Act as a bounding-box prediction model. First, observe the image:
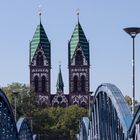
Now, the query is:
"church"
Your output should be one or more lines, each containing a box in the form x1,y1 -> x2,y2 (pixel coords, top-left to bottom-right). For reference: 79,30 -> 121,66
29,14 -> 91,108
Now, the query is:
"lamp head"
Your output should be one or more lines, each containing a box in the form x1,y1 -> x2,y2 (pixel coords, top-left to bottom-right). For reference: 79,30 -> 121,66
123,27 -> 140,38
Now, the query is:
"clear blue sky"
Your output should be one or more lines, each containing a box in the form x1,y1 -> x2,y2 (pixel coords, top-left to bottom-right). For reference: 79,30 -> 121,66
0,0 -> 140,101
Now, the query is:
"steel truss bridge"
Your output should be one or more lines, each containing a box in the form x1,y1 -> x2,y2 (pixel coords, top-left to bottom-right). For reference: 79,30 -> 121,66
0,84 -> 140,140
0,89 -> 38,140
77,83 -> 140,140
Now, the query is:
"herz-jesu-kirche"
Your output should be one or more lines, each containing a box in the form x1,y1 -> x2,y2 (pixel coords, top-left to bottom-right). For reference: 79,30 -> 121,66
29,13 -> 91,107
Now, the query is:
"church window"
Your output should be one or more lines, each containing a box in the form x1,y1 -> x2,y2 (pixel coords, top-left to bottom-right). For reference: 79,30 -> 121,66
36,52 -> 44,66
34,76 -> 38,92
75,50 -> 83,65
81,75 -> 85,92
42,76 -> 46,92
73,75 -> 78,92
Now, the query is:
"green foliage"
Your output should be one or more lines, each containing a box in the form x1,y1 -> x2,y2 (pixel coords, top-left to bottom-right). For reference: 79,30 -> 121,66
2,83 -> 87,140
60,105 -> 87,139
32,106 -> 87,140
125,95 -> 132,105
2,82 -> 36,118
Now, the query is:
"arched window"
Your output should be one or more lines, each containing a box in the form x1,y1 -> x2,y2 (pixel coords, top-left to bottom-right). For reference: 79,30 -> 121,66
73,76 -> 78,92
75,50 -> 83,65
36,52 -> 44,66
73,102 -> 78,105
34,76 -> 38,92
81,75 -> 85,92
42,76 -> 46,92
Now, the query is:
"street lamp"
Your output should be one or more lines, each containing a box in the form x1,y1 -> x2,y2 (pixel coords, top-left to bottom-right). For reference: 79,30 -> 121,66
88,91 -> 93,140
88,91 -> 93,117
123,27 -> 140,115
12,90 -> 19,122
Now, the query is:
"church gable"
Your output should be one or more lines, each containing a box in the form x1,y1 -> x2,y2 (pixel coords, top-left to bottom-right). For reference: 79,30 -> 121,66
71,95 -> 88,108
31,45 -> 49,67
70,46 -> 88,66
52,93 -> 69,107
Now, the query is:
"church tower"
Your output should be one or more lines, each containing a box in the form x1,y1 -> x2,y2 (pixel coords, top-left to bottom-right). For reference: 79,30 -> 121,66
29,15 -> 51,106
51,65 -> 69,107
56,65 -> 64,93
68,16 -> 90,107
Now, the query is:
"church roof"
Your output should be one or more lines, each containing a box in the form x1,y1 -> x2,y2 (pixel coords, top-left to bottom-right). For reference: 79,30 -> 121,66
69,21 -> 89,64
30,21 -> 51,64
56,65 -> 64,92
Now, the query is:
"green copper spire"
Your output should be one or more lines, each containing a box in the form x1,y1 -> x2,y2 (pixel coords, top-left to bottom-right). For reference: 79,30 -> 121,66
69,20 -> 89,64
56,65 -> 64,92
30,20 -> 51,64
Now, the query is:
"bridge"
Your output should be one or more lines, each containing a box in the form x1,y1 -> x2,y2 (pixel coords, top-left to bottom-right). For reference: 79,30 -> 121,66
0,84 -> 140,140
77,83 -> 140,140
0,89 -> 37,140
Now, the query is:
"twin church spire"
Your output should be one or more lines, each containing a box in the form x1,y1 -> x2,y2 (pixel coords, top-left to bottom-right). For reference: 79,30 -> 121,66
30,12 -> 90,107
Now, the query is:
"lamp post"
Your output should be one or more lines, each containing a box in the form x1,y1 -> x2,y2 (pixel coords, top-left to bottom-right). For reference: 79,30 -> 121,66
12,90 -> 19,122
123,27 -> 140,115
88,91 -> 93,117
88,91 -> 93,140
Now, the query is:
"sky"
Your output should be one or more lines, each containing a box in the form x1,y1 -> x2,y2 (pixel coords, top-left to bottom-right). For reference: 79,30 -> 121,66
0,0 -> 140,101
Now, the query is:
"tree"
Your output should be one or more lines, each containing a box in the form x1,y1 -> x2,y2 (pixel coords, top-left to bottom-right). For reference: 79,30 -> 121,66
125,95 -> 132,105
2,82 -> 36,119
60,105 -> 87,139
2,83 -> 87,140
33,105 -> 87,140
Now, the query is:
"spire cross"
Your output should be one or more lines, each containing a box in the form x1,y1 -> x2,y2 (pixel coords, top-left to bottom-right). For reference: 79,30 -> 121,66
59,61 -> 61,68
38,5 -> 42,22
76,9 -> 80,22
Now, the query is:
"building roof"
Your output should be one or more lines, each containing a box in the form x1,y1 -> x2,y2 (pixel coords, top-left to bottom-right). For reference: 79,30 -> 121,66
56,65 -> 64,92
30,21 -> 51,64
69,21 -> 89,64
